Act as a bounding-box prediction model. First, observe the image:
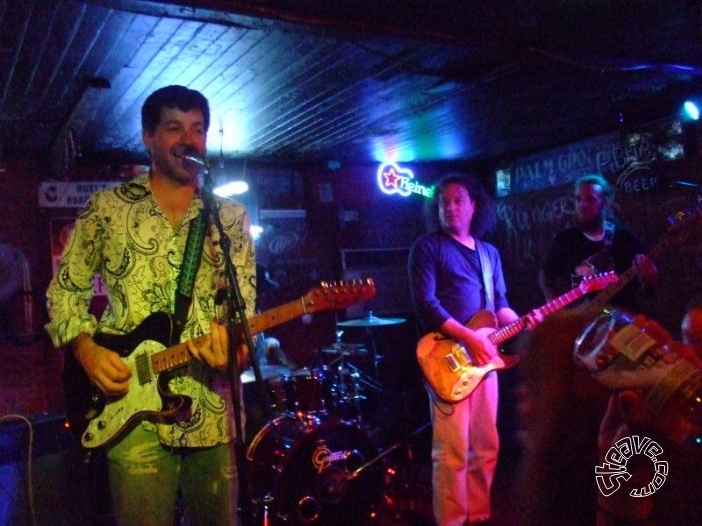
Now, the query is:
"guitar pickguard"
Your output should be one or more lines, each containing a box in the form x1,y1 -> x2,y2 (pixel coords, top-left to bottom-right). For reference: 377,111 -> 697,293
80,339 -> 190,448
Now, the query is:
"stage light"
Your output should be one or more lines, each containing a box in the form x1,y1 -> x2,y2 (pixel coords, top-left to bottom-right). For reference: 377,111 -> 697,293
683,100 -> 700,121
250,225 -> 263,240
213,180 -> 249,196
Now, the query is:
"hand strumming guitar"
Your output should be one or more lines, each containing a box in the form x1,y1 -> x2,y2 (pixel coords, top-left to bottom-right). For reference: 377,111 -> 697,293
72,332 -> 132,396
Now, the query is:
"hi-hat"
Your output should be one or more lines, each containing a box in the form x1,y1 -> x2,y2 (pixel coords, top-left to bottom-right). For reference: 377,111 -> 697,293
337,311 -> 406,327
322,343 -> 368,356
240,365 -> 292,383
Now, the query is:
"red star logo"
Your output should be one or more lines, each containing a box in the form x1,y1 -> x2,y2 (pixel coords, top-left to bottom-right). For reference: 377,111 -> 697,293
383,168 -> 401,188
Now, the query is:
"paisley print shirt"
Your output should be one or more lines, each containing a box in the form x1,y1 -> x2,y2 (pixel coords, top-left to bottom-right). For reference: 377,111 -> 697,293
46,174 -> 256,447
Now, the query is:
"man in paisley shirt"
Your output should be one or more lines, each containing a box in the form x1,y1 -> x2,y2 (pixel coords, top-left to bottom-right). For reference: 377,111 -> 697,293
539,174 -> 657,314
46,85 -> 256,525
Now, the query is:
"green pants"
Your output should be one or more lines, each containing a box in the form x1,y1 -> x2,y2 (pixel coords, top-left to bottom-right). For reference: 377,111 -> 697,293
107,424 -> 239,526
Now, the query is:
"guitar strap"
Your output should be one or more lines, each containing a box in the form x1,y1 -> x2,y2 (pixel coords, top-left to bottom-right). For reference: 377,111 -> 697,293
173,207 -> 208,338
476,240 -> 495,312
603,220 -> 615,248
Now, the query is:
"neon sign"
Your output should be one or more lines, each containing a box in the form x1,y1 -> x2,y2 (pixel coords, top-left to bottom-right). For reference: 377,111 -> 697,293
377,162 -> 433,198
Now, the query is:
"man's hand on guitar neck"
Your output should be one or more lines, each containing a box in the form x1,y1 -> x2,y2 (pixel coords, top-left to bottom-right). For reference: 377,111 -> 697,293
186,318 -> 248,372
633,253 -> 658,288
72,333 -> 132,396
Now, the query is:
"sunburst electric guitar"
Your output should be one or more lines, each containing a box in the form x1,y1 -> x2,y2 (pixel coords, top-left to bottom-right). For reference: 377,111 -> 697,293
417,272 -> 618,403
63,280 -> 376,449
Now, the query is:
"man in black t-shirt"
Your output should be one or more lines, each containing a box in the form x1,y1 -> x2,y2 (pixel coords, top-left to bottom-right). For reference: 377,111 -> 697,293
539,174 -> 657,314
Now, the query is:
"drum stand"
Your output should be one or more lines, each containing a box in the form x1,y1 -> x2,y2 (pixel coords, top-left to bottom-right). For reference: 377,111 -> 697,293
327,349 -> 384,425
342,421 -> 432,524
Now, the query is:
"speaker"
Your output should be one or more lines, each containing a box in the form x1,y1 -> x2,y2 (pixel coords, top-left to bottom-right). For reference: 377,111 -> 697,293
0,413 -> 108,525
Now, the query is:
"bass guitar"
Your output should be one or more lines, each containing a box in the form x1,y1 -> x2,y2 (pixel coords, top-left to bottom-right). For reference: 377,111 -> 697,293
64,280 -> 376,448
417,272 -> 617,403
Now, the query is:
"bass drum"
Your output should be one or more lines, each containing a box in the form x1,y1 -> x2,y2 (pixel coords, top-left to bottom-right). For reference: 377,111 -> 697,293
246,415 -> 385,525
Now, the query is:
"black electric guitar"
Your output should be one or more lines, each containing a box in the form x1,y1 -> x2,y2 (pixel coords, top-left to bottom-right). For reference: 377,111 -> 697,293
587,206 -> 702,312
63,280 -> 376,448
417,272 -> 618,403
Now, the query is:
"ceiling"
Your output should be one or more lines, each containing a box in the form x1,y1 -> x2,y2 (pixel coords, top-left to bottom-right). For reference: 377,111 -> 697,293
2,0 -> 702,177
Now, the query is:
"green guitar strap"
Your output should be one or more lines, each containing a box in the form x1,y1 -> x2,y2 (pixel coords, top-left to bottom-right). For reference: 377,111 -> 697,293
173,207 -> 208,338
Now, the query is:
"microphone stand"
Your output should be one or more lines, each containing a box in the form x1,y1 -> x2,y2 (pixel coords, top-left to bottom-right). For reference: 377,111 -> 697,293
198,161 -> 264,526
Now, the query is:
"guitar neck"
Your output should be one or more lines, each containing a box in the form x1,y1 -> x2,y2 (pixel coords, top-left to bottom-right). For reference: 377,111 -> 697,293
587,265 -> 637,311
149,296 -> 314,375
245,296 -> 310,335
488,285 -> 591,346
589,234 -> 669,311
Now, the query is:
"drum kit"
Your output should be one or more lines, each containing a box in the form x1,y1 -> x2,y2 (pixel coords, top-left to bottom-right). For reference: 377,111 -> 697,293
241,311 -> 416,525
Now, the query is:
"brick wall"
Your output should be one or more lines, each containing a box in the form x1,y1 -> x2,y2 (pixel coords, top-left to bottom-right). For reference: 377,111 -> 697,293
0,157 -> 64,418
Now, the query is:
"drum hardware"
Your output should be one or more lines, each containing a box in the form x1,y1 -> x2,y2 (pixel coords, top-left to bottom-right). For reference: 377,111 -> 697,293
326,354 -> 384,393
241,365 -> 293,383
346,421 -> 431,482
336,312 -> 405,377
320,342 -> 367,357
323,337 -> 384,424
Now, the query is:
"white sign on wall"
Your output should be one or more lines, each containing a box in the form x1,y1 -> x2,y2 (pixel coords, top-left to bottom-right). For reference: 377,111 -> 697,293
38,181 -> 120,208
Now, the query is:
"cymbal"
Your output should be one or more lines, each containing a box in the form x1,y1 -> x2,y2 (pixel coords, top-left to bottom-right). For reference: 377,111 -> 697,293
337,311 -> 406,327
240,365 -> 292,383
321,343 -> 368,356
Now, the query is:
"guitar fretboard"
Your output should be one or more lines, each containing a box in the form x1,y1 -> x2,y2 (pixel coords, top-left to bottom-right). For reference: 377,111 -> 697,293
487,272 -> 616,346
147,298 -> 311,376
489,286 -> 589,345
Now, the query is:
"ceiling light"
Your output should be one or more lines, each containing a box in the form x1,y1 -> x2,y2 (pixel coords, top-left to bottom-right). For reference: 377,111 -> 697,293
213,180 -> 249,196
683,100 -> 700,121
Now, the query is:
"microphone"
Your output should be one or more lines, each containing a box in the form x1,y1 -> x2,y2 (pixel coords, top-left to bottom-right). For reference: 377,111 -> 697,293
181,146 -> 208,168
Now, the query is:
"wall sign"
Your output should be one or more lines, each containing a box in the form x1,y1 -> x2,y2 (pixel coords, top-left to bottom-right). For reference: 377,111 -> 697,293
38,181 -> 120,208
377,162 -> 433,198
496,119 -> 683,195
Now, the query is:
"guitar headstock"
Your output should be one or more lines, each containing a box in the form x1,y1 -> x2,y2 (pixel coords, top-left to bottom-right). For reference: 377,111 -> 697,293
302,279 -> 377,313
579,271 -> 619,293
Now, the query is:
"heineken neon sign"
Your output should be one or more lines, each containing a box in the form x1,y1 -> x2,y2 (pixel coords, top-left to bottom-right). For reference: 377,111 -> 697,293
377,162 -> 433,198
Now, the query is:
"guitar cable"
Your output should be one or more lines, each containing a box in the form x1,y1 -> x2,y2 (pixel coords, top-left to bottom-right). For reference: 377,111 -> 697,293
0,414 -> 37,526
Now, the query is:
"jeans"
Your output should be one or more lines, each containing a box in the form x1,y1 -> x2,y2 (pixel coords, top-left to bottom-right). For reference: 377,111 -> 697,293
429,371 -> 499,526
107,424 -> 239,526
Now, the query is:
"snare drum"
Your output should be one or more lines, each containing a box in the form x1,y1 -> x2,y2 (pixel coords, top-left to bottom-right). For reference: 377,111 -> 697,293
246,415 -> 385,525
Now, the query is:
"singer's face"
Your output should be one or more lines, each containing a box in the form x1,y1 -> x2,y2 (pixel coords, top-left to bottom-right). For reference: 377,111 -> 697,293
142,106 -> 207,185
